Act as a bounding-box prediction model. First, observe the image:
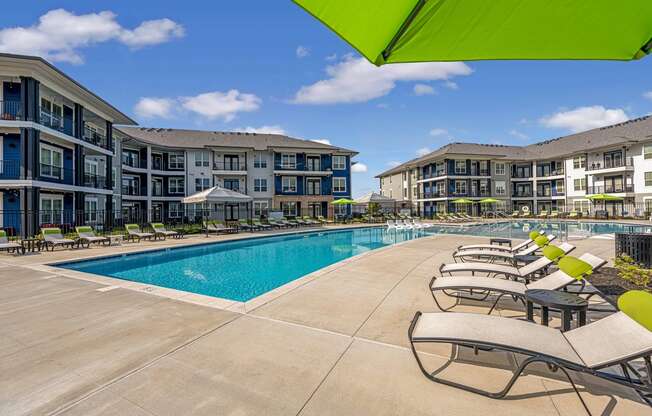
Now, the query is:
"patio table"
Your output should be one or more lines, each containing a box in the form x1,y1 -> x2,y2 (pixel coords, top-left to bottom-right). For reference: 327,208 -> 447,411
525,289 -> 588,332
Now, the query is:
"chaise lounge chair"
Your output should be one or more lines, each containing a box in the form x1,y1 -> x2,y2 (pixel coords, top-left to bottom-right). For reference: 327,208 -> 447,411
568,210 -> 579,219
41,227 -> 77,251
452,234 -> 556,264
537,209 -> 548,219
0,230 -> 24,255
203,220 -> 237,236
408,290 -> 652,413
125,224 -> 154,242
510,210 -> 519,218
431,253 -> 606,314
439,243 -> 575,283
75,226 -> 109,248
456,230 -> 544,253
252,219 -> 272,230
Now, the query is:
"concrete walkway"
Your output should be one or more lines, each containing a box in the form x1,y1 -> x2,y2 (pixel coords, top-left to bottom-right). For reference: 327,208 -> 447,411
0,232 -> 649,415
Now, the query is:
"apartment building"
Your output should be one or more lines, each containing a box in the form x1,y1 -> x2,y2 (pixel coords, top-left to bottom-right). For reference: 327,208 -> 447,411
377,116 -> 652,217
0,53 -> 357,237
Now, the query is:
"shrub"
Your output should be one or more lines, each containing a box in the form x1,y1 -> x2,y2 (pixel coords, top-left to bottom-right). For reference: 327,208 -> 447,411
614,255 -> 652,289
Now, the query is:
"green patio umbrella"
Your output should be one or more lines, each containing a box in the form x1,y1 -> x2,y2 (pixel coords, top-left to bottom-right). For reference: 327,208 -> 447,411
331,198 -> 355,205
480,198 -> 499,204
293,0 -> 652,64
451,198 -> 473,204
588,194 -> 624,201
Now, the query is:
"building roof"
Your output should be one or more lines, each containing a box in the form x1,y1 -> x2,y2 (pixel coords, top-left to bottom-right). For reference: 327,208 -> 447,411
0,53 -> 137,125
116,126 -> 358,154
376,115 -> 652,178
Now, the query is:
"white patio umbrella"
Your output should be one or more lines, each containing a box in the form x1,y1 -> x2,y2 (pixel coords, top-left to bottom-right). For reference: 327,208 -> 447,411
182,186 -> 253,204
353,192 -> 395,204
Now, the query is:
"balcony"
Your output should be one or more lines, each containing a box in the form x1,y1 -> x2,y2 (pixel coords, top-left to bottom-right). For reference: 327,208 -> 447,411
468,190 -> 491,197
0,160 -> 20,179
122,185 -> 142,196
513,190 -> 533,197
420,170 -> 446,181
0,101 -> 23,121
537,168 -> 565,178
83,125 -> 111,150
586,185 -> 634,194
213,161 -> 247,171
511,171 -> 532,179
586,157 -> 634,172
39,107 -> 64,132
469,169 -> 490,176
82,172 -> 107,189
420,189 -> 447,199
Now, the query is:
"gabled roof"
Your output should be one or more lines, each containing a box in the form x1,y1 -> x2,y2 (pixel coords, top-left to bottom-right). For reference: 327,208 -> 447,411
116,126 -> 358,155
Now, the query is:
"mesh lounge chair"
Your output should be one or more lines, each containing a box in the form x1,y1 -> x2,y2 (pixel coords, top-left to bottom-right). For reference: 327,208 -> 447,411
238,219 -> 256,231
431,253 -> 606,314
151,223 -> 179,240
510,210 -> 519,218
538,209 -> 548,218
456,230 -> 544,253
408,290 -> 652,413
252,219 -> 272,230
549,210 -> 559,219
439,243 -> 575,283
568,210 -> 579,219
75,226 -> 109,247
281,217 -> 299,227
0,230 -> 24,255
302,216 -> 320,225
125,224 -> 154,242
452,235 -> 555,263
41,228 -> 77,251
203,220 -> 237,236
317,215 -> 333,224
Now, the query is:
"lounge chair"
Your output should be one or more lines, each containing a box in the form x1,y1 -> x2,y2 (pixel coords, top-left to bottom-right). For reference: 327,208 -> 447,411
537,209 -> 548,218
439,243 -> 575,283
266,219 -> 284,229
302,216 -> 320,225
252,219 -> 272,230
452,234 -> 556,264
125,224 -> 154,242
0,230 -> 24,255
317,215 -> 333,224
510,210 -> 519,218
75,226 -> 109,247
203,220 -> 237,235
294,217 -> 309,226
456,230 -> 544,253
568,210 -> 579,219
412,219 -> 432,229
238,219 -> 256,231
549,210 -> 559,219
408,290 -> 652,412
41,227 -> 77,251
151,223 -> 180,240
281,217 -> 299,227
431,253 -> 606,313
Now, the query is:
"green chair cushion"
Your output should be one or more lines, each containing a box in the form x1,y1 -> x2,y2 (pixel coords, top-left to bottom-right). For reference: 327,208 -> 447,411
76,226 -> 93,233
557,256 -> 592,280
534,235 -> 549,248
528,230 -> 540,240
542,245 -> 565,262
151,223 -> 164,228
125,224 -> 139,230
42,228 -> 62,235
618,290 -> 652,331
0,230 -> 6,237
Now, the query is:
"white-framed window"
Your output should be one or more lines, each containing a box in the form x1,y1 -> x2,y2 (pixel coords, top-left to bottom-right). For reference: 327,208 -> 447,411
281,201 -> 297,217
645,172 -> 652,187
195,151 -> 209,167
281,153 -> 296,169
40,194 -> 63,224
574,178 -> 586,191
495,180 -> 506,195
282,176 -> 297,192
333,177 -> 346,193
84,197 -> 98,223
254,201 -> 269,217
254,178 -> 267,192
454,180 -> 467,194
169,152 -> 185,170
494,162 -> 506,176
454,160 -> 466,174
84,159 -> 98,176
169,202 -> 183,218
644,145 -> 652,160
168,177 -> 185,194
333,155 -> 346,170
40,144 -> 63,178
254,153 -> 267,168
334,204 -> 347,216
573,155 -> 586,169
574,199 -> 590,213
195,177 -> 210,192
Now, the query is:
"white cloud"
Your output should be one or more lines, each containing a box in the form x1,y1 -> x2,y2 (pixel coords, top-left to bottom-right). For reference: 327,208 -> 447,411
296,45 -> 310,58
239,125 -> 286,135
291,56 -> 472,104
351,163 -> 368,173
443,80 -> 458,90
539,105 -> 629,133
509,129 -> 529,140
134,97 -> 175,119
416,147 -> 432,157
413,83 -> 436,96
0,9 -> 184,64
311,139 -> 331,145
325,53 -> 337,61
644,91 -> 652,100
429,128 -> 448,137
180,90 -> 261,122
387,161 -> 401,167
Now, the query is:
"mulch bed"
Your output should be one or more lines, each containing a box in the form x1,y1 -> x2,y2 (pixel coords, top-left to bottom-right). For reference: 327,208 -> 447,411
586,266 -> 651,305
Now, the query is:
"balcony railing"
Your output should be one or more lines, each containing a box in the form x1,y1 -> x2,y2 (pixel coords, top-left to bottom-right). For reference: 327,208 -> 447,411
512,190 -> 533,197
0,160 -> 20,179
0,101 -> 23,121
421,170 -> 446,180
213,161 -> 246,171
586,157 -> 634,171
420,190 -> 447,198
82,172 -> 107,189
511,171 -> 532,179
469,190 -> 491,197
470,169 -> 490,176
586,185 -> 634,194
537,168 -> 565,177
39,107 -> 64,131
83,125 -> 111,150
122,185 -> 141,196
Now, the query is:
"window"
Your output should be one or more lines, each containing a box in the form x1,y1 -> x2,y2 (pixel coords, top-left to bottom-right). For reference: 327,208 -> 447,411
494,162 -> 506,176
223,179 -> 239,191
122,150 -> 139,168
195,178 -> 210,192
254,201 -> 269,217
254,178 -> 268,192
645,172 -> 652,187
333,155 -> 346,170
281,154 -> 296,169
435,162 -> 446,176
254,153 -> 267,168
644,145 -> 652,160
495,180 -> 506,196
333,177 -> 346,193
334,203 -> 348,216
574,200 -> 590,213
169,152 -> 185,170
84,198 -> 98,223
573,155 -> 586,169
168,177 -> 185,194
282,176 -> 297,192
112,167 -> 117,189
281,201 -> 297,217
40,144 -> 63,178
556,181 -> 565,194
195,151 -> 209,167
169,202 -> 183,218
40,195 -> 63,224
84,159 -> 98,178
454,160 -> 466,174
574,178 -> 586,191
454,180 -> 467,194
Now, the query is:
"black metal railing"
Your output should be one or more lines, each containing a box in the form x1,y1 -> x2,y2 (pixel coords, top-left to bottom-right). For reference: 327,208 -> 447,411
586,157 -> 634,171
213,161 -> 246,171
82,172 -> 107,189
537,168 -> 565,177
420,190 -> 447,198
512,190 -> 533,197
0,100 -> 23,120
586,185 -> 634,194
0,160 -> 20,178
121,185 -> 141,196
83,124 -> 111,150
39,107 -> 64,131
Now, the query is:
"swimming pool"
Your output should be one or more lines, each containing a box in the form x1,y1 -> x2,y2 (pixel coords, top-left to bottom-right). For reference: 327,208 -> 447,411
58,227 -> 431,302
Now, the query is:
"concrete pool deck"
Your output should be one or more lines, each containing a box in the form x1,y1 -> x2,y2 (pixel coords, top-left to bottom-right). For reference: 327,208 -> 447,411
0,229 -> 650,415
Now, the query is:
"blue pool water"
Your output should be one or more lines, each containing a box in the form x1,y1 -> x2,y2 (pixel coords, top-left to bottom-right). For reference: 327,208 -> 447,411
58,221 -> 651,301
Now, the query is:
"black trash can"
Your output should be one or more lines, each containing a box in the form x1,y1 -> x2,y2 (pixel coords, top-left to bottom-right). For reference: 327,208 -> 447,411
615,233 -> 652,268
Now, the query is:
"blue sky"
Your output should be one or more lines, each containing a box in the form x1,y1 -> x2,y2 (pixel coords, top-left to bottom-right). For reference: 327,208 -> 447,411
3,1 -> 652,196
